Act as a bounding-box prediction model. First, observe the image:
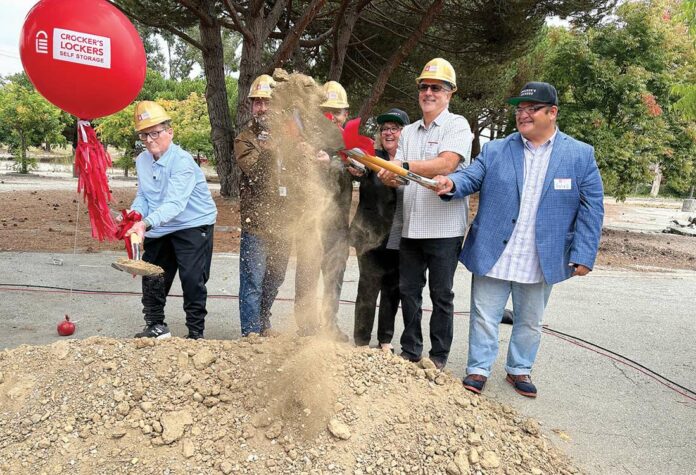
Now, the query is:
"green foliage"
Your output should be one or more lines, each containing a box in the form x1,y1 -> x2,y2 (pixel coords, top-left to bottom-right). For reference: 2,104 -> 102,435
540,0 -> 696,199
159,93 -> 214,163
95,104 -> 140,176
96,91 -> 214,169
96,68 -> 238,169
0,78 -> 66,174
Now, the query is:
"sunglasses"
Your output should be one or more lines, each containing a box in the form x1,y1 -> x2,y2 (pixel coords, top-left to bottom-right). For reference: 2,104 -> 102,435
417,83 -> 450,93
515,104 -> 550,115
138,129 -> 169,141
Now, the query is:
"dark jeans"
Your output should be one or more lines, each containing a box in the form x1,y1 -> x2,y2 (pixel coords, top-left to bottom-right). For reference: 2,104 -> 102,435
239,231 -> 290,336
142,225 -> 214,335
354,247 -> 399,346
399,236 -> 463,363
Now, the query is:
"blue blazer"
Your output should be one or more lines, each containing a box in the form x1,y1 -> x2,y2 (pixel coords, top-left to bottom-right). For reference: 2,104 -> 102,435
446,131 -> 604,285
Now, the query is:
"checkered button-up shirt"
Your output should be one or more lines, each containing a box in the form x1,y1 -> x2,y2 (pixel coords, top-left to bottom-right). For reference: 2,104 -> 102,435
396,109 -> 472,239
486,130 -> 557,283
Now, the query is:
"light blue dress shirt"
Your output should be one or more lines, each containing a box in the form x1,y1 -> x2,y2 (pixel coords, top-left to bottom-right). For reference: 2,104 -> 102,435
131,143 -> 217,238
486,130 -> 557,283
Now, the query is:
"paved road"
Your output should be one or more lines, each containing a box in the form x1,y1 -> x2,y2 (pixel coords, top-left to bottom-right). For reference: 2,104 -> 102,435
0,251 -> 693,474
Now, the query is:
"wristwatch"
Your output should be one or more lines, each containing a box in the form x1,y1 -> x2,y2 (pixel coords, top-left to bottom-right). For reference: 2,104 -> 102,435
144,220 -> 152,232
402,161 -> 409,171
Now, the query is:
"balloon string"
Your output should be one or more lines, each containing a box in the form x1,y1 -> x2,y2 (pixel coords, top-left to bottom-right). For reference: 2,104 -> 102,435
77,120 -> 89,143
68,193 -> 80,316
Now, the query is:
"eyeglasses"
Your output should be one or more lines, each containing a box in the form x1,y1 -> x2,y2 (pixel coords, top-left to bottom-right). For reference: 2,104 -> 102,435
138,129 -> 169,141
417,83 -> 449,93
380,126 -> 401,134
515,105 -> 549,115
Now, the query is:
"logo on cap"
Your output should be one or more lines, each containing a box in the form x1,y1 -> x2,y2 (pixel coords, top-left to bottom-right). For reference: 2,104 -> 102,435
138,111 -> 151,120
520,88 -> 536,97
425,65 -> 438,72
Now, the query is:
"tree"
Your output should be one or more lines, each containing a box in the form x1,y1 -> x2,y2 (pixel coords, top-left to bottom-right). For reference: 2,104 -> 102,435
0,79 -> 66,174
113,0 -> 615,195
541,0 -> 696,199
96,72 -> 219,175
160,92 -> 214,163
95,104 -> 139,176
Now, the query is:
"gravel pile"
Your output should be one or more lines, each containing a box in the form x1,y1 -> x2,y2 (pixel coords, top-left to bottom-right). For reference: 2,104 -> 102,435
0,335 -> 582,474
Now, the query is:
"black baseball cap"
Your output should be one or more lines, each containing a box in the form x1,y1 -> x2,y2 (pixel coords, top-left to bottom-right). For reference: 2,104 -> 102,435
376,108 -> 410,126
507,82 -> 558,106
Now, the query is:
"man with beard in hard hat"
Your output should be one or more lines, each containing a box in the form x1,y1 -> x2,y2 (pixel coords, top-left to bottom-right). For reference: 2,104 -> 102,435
127,101 -> 217,340
234,74 -> 291,337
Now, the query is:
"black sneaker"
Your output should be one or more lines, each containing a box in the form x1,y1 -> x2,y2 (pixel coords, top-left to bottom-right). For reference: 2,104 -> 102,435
186,331 -> 204,340
134,323 -> 171,339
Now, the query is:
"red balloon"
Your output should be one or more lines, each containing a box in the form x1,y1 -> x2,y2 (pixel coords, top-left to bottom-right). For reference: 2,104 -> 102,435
19,0 -> 146,119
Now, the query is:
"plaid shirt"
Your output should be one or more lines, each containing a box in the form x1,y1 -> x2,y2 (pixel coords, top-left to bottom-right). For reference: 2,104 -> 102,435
395,109 -> 472,238
486,130 -> 557,283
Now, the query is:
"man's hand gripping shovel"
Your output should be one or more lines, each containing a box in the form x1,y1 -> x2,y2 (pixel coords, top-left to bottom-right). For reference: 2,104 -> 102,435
111,210 -> 163,277
340,118 -> 438,188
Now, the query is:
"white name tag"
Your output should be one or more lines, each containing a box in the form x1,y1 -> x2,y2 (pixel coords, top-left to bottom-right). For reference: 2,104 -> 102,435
554,178 -> 572,190
278,186 -> 287,197
425,141 -> 439,158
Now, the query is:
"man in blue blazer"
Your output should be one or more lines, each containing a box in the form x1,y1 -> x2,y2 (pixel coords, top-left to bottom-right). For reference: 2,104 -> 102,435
432,82 -> 604,397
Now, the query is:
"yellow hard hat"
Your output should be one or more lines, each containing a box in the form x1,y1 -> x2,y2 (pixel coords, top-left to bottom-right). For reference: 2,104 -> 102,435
134,101 -> 171,132
416,58 -> 457,92
248,74 -> 275,99
321,81 -> 350,109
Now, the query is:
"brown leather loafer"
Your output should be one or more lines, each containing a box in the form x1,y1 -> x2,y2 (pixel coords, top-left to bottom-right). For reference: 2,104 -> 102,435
506,373 -> 537,398
462,374 -> 487,394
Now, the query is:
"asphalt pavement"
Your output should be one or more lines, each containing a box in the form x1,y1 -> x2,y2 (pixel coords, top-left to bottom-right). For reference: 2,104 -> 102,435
0,250 -> 694,475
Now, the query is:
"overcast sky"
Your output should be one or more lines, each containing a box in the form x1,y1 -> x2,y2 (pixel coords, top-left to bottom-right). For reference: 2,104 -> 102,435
0,0 -> 38,76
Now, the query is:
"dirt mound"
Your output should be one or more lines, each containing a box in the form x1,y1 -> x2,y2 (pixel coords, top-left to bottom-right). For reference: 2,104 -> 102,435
597,228 -> 696,269
0,336 -> 581,474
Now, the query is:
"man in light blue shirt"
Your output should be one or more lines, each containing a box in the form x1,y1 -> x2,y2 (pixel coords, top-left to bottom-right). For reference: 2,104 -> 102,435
126,101 -> 217,340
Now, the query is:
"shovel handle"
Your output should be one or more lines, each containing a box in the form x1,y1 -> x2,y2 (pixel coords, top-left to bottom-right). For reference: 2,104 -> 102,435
345,149 -> 437,188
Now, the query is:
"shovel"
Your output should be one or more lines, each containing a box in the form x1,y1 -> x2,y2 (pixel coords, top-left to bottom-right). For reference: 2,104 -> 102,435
340,118 -> 437,188
344,148 -> 438,188
111,233 -> 164,277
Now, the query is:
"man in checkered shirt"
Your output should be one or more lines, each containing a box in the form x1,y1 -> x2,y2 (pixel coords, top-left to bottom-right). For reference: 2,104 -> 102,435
378,58 -> 472,370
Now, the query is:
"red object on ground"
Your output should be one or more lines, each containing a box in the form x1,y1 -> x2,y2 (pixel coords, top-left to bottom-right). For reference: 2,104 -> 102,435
114,209 -> 143,259
57,315 -> 76,336
19,0 -> 146,241
19,0 -> 146,119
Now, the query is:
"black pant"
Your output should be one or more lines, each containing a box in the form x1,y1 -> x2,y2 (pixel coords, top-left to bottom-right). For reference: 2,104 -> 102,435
354,247 -> 400,346
399,236 -> 463,363
142,225 -> 214,335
